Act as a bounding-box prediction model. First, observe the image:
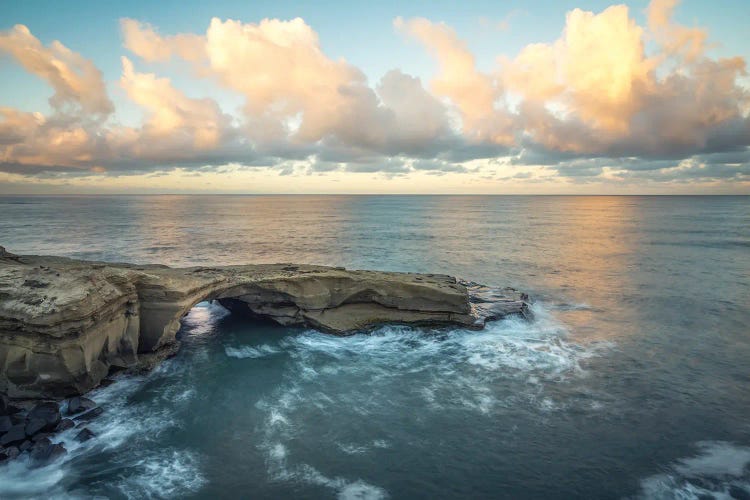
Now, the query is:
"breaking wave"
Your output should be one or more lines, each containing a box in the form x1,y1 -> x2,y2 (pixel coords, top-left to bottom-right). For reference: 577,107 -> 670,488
633,441 -> 750,499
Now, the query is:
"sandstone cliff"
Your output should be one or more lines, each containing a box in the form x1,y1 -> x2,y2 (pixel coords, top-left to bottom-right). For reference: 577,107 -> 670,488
0,246 -> 528,398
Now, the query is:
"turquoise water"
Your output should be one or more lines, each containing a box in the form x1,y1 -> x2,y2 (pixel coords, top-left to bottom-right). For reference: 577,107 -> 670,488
1,195 -> 749,499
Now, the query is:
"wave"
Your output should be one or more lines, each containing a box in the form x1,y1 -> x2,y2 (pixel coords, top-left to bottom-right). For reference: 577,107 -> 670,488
225,343 -> 283,359
0,367 -> 203,499
261,441 -> 388,500
252,303 -> 610,495
0,301 -> 609,498
115,449 -> 206,500
632,441 -> 750,499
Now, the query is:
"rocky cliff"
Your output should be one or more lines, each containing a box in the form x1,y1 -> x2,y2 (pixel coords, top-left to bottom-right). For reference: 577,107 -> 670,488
0,246 -> 529,399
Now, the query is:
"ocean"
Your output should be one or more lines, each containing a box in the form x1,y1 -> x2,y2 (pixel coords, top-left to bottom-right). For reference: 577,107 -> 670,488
0,195 -> 749,499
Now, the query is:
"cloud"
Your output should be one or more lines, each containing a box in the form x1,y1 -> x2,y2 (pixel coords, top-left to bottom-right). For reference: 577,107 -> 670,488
121,18 -> 204,63
117,56 -> 237,153
0,1 -> 748,190
502,5 -> 654,134
121,17 -> 456,158
0,105 -> 117,173
0,24 -> 113,117
394,16 -> 513,144
647,0 -> 707,62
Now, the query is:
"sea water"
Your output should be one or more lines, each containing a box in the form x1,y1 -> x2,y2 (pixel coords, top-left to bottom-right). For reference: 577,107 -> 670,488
0,195 -> 748,499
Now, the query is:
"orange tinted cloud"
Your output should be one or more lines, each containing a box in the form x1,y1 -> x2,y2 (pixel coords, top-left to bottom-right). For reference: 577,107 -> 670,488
0,1 -> 747,188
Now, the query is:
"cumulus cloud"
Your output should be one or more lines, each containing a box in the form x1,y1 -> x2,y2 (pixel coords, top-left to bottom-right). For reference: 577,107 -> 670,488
120,18 -> 204,63
117,56 -> 236,153
0,1 -> 748,188
0,24 -> 113,117
502,5 -> 654,134
120,16 -> 458,159
394,16 -> 514,144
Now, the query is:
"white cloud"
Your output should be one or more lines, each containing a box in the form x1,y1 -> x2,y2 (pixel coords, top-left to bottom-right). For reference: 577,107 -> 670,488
0,1 -> 748,190
0,24 -> 113,116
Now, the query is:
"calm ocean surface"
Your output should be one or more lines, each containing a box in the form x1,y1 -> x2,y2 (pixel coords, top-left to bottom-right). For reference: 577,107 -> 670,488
0,195 -> 749,499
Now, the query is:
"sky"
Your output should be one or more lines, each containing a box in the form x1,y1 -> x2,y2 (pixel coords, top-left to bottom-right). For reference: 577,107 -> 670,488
0,0 -> 749,194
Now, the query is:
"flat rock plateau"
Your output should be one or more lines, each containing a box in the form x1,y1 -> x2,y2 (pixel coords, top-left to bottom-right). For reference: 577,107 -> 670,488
0,246 -> 529,399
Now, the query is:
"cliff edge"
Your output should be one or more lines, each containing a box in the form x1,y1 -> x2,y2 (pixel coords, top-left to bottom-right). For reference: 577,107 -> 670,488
0,246 -> 529,398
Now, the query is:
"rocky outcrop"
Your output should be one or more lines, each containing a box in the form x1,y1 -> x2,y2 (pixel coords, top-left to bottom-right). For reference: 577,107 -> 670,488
0,246 -> 529,399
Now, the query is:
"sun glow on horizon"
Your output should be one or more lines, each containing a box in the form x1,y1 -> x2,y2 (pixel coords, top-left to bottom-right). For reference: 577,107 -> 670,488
0,0 -> 748,194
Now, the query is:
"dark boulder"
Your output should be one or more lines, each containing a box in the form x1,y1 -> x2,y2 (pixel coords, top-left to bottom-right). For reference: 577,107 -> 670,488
55,419 -> 75,432
0,446 -> 20,461
30,442 -> 66,464
75,428 -> 96,442
25,418 -> 47,437
0,415 -> 12,433
0,424 -> 26,447
19,440 -> 33,452
31,437 -> 51,449
73,407 -> 103,423
66,397 -> 96,415
27,402 -> 61,431
32,432 -> 53,442
0,395 -> 22,416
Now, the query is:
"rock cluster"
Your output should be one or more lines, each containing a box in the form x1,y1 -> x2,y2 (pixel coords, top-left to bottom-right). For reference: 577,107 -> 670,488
0,246 -> 530,399
0,393 -> 101,465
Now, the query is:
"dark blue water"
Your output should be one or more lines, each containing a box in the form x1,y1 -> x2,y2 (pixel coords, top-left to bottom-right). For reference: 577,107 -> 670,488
0,195 -> 749,499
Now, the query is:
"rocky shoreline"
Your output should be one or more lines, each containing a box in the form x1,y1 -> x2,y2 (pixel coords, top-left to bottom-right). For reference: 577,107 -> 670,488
1,392 -> 104,465
1,246 -> 530,465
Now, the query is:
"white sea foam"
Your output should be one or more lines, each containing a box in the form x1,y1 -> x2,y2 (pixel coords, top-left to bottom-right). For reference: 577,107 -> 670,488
116,449 -> 206,500
0,354 -> 205,499
0,301 -> 604,498
261,439 -> 388,499
338,480 -> 389,500
251,303 -> 606,497
225,343 -> 282,359
633,441 -> 750,499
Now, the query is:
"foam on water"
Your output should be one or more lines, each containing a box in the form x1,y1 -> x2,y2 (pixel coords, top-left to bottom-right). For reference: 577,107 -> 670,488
251,303 -> 609,496
225,343 -> 283,359
116,449 -> 206,500
0,302 -> 607,498
633,441 -> 750,499
0,360 -> 204,499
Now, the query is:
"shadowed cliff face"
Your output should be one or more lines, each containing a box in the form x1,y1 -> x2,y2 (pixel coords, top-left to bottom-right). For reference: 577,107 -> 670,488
0,246 -> 529,399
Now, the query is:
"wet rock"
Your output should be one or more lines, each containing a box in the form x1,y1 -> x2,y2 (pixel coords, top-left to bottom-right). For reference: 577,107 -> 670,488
75,427 -> 95,442
0,424 -> 27,447
19,440 -> 33,452
730,486 -> 750,500
1,249 -> 528,398
0,415 -> 12,433
0,446 -> 20,461
24,418 -> 47,437
30,442 -> 66,464
55,418 -> 75,432
66,396 -> 96,415
27,402 -> 61,431
31,437 -> 51,449
0,395 -> 22,416
73,407 -> 103,423
32,432 -> 53,442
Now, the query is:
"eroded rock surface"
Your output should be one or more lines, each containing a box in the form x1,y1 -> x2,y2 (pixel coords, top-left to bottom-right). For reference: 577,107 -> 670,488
0,246 -> 529,398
